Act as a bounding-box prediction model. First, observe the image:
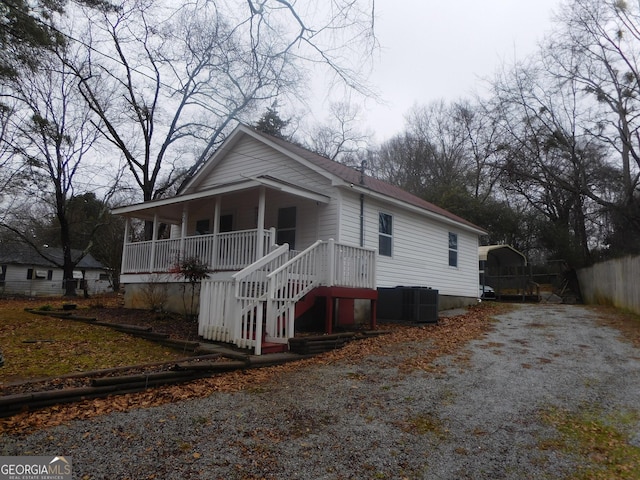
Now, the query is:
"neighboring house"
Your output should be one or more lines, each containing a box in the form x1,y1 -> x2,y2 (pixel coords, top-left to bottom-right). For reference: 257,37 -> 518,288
0,244 -> 111,297
112,124 -> 487,354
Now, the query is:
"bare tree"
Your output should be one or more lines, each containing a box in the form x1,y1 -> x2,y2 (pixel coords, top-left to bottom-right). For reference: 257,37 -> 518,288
454,100 -> 504,201
306,102 -> 372,166
483,0 -> 640,261
1,44 -> 109,295
549,0 -> 640,211
489,53 -> 615,265
64,0 -> 377,204
371,101 -> 477,205
0,102 -> 29,219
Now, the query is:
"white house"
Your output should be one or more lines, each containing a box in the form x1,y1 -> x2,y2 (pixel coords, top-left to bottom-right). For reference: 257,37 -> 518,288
112,125 -> 487,354
0,244 -> 111,297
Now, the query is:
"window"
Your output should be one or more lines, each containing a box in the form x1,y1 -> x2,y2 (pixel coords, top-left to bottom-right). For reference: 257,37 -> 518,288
47,270 -> 53,280
27,268 -> 33,279
195,219 -> 210,235
276,207 -> 296,249
63,279 -> 80,290
220,214 -> 233,233
448,232 -> 458,267
378,212 -> 393,257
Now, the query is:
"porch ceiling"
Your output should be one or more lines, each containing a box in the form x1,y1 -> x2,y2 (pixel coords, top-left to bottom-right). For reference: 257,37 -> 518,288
112,176 -> 330,223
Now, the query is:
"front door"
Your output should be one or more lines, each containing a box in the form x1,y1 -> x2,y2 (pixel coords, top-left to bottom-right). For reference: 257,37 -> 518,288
276,206 -> 296,249
220,213 -> 233,232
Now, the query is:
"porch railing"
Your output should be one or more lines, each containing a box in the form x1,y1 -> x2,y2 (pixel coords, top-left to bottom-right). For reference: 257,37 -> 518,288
121,228 -> 275,274
198,239 -> 377,355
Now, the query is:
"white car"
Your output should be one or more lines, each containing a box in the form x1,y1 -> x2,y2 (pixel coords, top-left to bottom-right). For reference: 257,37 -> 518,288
479,285 -> 495,299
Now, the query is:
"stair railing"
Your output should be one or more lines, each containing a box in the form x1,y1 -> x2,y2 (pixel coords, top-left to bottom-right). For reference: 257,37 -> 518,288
200,239 -> 376,355
266,240 -> 328,343
232,243 -> 291,355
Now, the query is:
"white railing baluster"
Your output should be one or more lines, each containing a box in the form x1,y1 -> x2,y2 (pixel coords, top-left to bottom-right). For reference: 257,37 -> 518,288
172,235 -> 377,356
263,239 -> 376,348
122,229 -> 276,274
225,244 -> 291,353
198,278 -> 235,342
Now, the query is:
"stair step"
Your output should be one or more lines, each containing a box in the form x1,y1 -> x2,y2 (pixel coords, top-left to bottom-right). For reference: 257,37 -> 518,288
261,342 -> 288,354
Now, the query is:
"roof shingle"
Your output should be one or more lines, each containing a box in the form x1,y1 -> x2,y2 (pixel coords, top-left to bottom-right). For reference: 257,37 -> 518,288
250,128 -> 485,233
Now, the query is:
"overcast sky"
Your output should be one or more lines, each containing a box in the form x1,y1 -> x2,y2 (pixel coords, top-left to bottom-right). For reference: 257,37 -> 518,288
355,0 -> 564,141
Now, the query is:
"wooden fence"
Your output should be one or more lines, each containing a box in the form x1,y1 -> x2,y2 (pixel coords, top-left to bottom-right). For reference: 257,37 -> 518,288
577,254 -> 640,315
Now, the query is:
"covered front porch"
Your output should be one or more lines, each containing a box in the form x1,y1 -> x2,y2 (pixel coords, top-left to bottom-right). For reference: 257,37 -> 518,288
113,179 -> 378,355
116,177 -> 331,278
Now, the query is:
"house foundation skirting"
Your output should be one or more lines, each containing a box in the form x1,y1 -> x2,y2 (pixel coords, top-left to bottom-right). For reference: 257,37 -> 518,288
438,295 -> 478,310
123,281 -> 202,315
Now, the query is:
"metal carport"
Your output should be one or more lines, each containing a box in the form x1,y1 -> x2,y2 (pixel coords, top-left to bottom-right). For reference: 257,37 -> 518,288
479,245 -> 539,301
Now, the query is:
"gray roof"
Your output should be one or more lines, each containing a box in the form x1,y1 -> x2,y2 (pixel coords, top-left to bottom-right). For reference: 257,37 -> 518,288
0,243 -> 105,269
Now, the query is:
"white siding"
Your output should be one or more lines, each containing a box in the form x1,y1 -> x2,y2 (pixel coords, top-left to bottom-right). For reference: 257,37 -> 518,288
195,137 -> 330,192
143,131 -> 481,299
181,188 -> 337,252
262,191 -> 320,250
188,190 -> 258,233
1,265 -> 110,296
1,265 -> 62,296
316,199 -> 340,242
183,136 -> 343,249
337,189 -> 363,245
84,270 -> 112,295
339,190 -> 479,297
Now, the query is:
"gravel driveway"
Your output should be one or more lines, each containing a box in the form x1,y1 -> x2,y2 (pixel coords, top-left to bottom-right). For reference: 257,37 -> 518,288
2,303 -> 640,479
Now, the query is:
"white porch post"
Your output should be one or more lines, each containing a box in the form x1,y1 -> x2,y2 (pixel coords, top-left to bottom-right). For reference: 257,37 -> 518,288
256,186 -> 266,258
149,213 -> 159,272
212,197 -> 221,270
327,238 -> 335,287
120,218 -> 130,275
179,206 -> 188,261
268,226 -> 277,248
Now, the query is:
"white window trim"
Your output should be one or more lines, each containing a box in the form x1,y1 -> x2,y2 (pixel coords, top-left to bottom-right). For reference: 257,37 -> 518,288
378,211 -> 393,257
448,232 -> 458,268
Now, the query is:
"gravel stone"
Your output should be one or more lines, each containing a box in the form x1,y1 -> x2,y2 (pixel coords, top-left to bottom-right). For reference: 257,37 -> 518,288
2,304 -> 639,479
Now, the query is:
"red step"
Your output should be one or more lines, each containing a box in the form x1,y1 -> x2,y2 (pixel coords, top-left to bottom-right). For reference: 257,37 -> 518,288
261,341 -> 288,354
295,290 -> 318,318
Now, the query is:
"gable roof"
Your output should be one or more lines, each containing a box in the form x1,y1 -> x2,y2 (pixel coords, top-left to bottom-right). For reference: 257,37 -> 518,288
251,129 -> 484,229
237,126 -> 486,234
0,243 -> 105,269
132,124 -> 486,234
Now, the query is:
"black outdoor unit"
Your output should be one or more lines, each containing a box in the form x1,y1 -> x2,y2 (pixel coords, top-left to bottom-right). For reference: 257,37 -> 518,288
377,286 -> 439,324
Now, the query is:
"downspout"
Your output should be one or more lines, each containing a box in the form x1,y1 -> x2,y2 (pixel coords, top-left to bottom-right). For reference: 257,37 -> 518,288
360,193 -> 364,248
359,160 -> 367,248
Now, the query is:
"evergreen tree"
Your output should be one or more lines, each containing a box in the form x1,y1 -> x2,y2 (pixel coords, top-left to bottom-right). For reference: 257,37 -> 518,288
254,106 -> 290,139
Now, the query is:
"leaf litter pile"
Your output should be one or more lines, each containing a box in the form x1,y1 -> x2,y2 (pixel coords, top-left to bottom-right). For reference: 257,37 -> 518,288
0,302 -> 507,435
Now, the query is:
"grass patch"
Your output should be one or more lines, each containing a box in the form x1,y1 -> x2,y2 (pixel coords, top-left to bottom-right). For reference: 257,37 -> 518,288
591,305 -> 640,349
403,412 -> 447,439
0,305 -> 185,384
542,406 -> 640,479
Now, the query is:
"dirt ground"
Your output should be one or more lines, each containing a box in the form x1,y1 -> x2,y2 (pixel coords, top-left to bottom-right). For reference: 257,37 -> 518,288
2,303 -> 639,479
